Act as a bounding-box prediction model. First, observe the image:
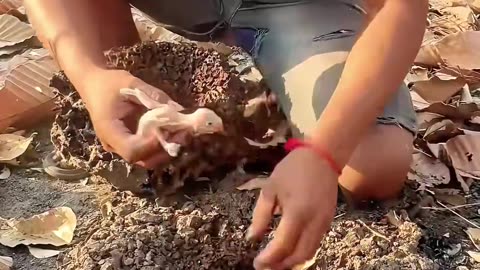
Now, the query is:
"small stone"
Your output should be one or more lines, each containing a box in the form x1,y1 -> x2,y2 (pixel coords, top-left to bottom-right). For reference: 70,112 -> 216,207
124,258 -> 134,266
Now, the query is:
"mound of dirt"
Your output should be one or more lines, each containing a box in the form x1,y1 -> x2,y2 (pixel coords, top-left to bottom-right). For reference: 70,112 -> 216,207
59,188 -> 268,270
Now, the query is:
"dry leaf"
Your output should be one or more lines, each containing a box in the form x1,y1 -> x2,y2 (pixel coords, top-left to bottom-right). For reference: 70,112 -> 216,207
27,246 -> 61,258
411,91 -> 431,111
408,153 -> 451,189
423,119 -> 462,143
416,31 -> 480,69
0,207 -> 77,247
420,102 -> 478,121
0,133 -> 33,161
466,227 -> 480,247
405,67 -> 429,86
0,256 -> 12,270
432,188 -> 467,205
416,112 -> 444,130
412,76 -> 465,103
0,14 -> 34,48
467,250 -> 480,262
0,165 -> 10,180
445,134 -> 480,179
236,178 -> 268,191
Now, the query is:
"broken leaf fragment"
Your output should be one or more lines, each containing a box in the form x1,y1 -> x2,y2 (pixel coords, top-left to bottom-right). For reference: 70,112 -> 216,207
0,14 -> 34,48
467,250 -> 480,262
292,248 -> 320,270
466,227 -> 480,248
0,207 -> 77,247
0,133 -> 33,162
408,153 -> 451,189
445,134 -> 480,179
0,165 -> 10,180
27,246 -> 61,258
0,256 -> 12,270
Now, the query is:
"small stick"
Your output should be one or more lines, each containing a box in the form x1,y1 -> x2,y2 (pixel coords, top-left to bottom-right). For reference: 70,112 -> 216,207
334,213 -> 346,219
421,202 -> 480,211
357,219 -> 389,241
436,201 -> 480,229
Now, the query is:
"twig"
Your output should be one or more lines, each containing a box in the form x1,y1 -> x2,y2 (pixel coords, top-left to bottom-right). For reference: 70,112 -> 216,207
421,202 -> 480,211
334,213 -> 346,219
357,219 -> 389,241
436,201 -> 480,229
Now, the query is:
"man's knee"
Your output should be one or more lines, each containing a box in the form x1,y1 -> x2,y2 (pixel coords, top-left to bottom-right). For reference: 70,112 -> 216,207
339,125 -> 414,201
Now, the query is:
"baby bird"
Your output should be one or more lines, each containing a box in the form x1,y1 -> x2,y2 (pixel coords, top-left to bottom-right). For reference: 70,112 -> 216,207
120,88 -> 224,157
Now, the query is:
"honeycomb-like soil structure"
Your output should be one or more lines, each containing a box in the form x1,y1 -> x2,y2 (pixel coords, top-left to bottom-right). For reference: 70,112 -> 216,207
50,41 -> 287,196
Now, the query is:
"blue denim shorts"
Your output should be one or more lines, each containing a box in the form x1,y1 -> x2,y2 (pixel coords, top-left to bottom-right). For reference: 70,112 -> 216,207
130,0 -> 417,137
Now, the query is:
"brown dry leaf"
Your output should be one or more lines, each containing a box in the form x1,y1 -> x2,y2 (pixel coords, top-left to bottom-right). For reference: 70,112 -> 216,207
0,133 -> 33,162
432,188 -> 467,205
445,134 -> 480,179
468,0 -> 480,12
411,91 -> 431,111
416,112 -> 444,130
0,256 -> 12,270
236,177 -> 268,191
466,227 -> 480,247
423,119 -> 463,143
408,152 -> 451,189
0,207 -> 77,247
405,67 -> 429,86
416,31 -> 480,69
27,246 -> 61,259
467,250 -> 480,262
420,102 -> 478,121
0,14 -> 34,48
412,76 -> 465,103
0,165 -> 10,179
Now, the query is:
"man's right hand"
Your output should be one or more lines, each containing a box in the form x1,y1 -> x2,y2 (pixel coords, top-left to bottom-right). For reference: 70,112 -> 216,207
80,68 -> 180,168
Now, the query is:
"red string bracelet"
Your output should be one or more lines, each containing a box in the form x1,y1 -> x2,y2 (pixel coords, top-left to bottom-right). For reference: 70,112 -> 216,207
284,138 -> 343,176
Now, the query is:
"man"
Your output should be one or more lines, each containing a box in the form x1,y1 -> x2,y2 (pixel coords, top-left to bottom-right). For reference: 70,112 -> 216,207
24,0 -> 427,269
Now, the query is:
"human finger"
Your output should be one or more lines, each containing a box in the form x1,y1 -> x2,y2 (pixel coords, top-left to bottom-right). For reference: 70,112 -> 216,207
253,210 -> 304,270
277,219 -> 326,269
100,119 -> 161,163
136,152 -> 171,169
247,187 -> 277,242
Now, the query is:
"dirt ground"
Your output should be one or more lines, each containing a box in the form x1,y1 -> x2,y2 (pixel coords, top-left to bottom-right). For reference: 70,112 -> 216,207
1,123 -> 480,270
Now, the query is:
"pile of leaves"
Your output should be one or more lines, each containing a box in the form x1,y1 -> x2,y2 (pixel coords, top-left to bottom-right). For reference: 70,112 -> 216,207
406,0 -> 480,263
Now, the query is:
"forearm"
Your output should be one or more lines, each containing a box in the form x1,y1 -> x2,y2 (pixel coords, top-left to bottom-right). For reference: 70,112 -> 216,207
24,0 -> 140,94
310,0 -> 427,167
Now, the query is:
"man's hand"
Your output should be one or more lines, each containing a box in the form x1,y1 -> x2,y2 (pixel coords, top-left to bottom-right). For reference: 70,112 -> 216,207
81,69 -> 181,168
248,148 -> 338,270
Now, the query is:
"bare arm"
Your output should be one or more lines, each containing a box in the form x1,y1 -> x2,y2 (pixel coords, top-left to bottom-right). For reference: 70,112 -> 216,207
311,0 -> 427,166
24,0 -> 140,96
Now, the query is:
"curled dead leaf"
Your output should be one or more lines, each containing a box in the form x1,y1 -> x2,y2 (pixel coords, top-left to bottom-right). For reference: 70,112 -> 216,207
0,256 -> 12,270
0,133 -> 33,162
236,177 -> 268,191
423,119 -> 462,143
27,246 -> 61,259
0,207 -> 77,247
416,112 -> 444,131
